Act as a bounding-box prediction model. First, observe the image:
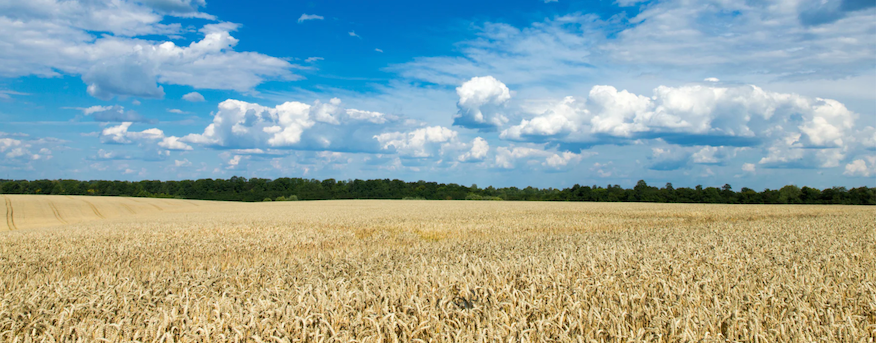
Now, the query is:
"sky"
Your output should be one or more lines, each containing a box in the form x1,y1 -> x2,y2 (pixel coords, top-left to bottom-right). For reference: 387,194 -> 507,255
0,0 -> 874,190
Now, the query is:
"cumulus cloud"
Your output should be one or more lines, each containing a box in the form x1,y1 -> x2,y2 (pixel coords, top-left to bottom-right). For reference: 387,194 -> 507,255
182,92 -> 205,102
690,146 -> 720,164
544,151 -> 582,168
454,76 -> 511,131
0,137 -> 53,162
742,163 -> 756,174
691,146 -> 744,165
183,100 -> 313,147
645,145 -> 745,171
500,95 -> 582,140
159,136 -> 193,150
183,98 -> 396,152
374,126 -> 458,158
100,122 -> 163,144
0,5 -> 296,100
99,122 -> 191,151
843,156 -> 876,177
458,137 -> 490,162
502,83 -> 867,169
493,145 -> 583,170
297,14 -> 324,23
757,133 -> 847,169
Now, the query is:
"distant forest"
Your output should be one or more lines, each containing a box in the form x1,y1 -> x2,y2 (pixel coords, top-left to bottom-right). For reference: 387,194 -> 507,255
0,178 -> 873,205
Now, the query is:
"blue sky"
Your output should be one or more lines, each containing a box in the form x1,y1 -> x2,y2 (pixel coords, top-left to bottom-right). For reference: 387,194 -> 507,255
1,0 -> 874,190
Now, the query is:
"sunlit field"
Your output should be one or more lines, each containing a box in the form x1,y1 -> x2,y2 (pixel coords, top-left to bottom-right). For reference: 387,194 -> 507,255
1,195 -> 874,342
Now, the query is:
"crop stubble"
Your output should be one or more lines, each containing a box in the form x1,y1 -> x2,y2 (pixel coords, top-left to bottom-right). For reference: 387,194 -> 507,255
0,195 -> 873,342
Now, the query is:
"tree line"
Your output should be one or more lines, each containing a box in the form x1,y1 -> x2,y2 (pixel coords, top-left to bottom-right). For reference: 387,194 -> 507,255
0,178 -> 873,205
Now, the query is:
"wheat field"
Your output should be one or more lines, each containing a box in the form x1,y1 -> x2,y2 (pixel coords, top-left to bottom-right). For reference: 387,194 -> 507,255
0,195 -> 874,342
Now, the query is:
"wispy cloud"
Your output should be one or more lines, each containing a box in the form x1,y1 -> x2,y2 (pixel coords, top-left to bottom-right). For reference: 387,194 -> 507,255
297,14 -> 324,24
0,90 -> 29,100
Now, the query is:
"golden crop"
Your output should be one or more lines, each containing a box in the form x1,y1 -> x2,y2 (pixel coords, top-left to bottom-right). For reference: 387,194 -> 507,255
1,195 -> 874,342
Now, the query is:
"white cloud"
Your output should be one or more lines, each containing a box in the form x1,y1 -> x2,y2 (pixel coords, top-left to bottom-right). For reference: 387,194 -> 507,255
704,77 -> 720,82
167,108 -> 189,114
183,99 -> 313,147
159,136 -> 193,150
544,151 -> 582,168
305,57 -> 324,63
843,156 -> 876,177
590,162 -> 614,178
183,98 -> 395,151
100,122 -> 164,144
500,95 -> 582,140
494,146 -> 542,169
182,92 -> 205,102
311,98 -> 343,125
602,0 -> 875,80
174,158 -> 192,167
0,6 -> 296,100
92,148 -> 132,160
349,31 -> 360,38
492,145 -> 582,170
374,126 -> 458,158
346,109 -> 392,124
742,163 -> 756,173
136,0 -> 211,18
690,146 -> 720,164
502,83 -> 867,169
458,137 -> 490,162
390,0 -> 874,108
98,122 -> 190,151
131,99 -> 141,105
0,137 -> 52,162
375,48 -> 383,53
389,15 -> 605,86
615,0 -> 646,6
82,105 -> 151,122
454,76 -> 511,131
222,153 -> 248,169
0,90 -> 28,101
297,14 -> 324,24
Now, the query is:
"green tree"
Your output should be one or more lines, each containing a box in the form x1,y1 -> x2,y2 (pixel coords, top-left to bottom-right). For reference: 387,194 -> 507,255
778,185 -> 802,204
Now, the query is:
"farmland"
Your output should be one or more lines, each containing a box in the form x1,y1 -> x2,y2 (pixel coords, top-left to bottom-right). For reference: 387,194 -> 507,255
1,195 -> 874,341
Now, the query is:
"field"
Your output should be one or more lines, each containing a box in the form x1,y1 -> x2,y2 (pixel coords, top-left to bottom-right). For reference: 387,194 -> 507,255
1,195 -> 874,342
